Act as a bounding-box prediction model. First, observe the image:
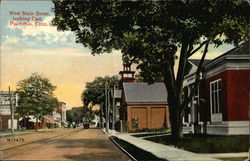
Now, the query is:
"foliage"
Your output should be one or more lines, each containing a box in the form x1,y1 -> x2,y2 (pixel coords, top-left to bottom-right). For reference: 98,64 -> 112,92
16,73 -> 58,131
129,127 -> 168,133
146,134 -> 249,153
52,0 -> 250,138
82,106 -> 95,125
66,110 -> 75,123
81,76 -> 119,107
66,106 -> 95,125
68,107 -> 84,124
16,73 -> 57,118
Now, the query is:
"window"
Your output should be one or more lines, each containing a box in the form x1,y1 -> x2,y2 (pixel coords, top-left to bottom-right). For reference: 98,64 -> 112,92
210,79 -> 222,114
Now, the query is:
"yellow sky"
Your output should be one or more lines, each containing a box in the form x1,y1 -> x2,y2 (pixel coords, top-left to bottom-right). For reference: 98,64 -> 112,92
0,47 -> 123,109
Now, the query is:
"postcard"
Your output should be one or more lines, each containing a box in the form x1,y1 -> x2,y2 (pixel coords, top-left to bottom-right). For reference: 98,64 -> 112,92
0,1 -> 249,161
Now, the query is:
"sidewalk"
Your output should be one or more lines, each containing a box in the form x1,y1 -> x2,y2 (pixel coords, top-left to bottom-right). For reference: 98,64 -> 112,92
111,132 -> 221,161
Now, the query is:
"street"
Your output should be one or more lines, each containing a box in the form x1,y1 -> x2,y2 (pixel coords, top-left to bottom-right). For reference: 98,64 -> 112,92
0,128 -> 131,160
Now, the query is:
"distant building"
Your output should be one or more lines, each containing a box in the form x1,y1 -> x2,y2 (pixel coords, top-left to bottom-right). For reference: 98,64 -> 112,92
0,91 -> 19,131
52,102 -> 67,126
183,41 -> 250,135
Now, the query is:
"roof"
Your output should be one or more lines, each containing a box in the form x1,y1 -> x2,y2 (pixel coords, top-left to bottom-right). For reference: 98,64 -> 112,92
185,59 -> 212,76
46,118 -> 57,124
204,40 -> 250,69
220,40 -> 250,56
189,59 -> 212,67
123,82 -> 168,104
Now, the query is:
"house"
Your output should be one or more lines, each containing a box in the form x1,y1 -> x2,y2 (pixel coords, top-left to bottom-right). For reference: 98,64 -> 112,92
183,41 -> 250,135
58,102 -> 67,122
21,116 -> 44,130
0,91 -> 19,131
52,102 -> 67,126
118,64 -> 170,131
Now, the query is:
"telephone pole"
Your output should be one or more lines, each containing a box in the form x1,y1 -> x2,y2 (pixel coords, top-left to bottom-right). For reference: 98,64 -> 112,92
112,86 -> 115,130
9,86 -> 14,134
105,83 -> 109,133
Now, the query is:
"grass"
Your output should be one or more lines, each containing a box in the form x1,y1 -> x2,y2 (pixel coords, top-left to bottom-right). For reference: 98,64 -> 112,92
146,134 -> 249,153
0,128 -> 57,138
218,157 -> 248,161
128,127 -> 169,133
132,131 -> 170,138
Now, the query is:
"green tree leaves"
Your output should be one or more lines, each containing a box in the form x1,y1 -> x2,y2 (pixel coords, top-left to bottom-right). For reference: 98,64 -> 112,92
16,73 -> 58,120
81,76 -> 119,107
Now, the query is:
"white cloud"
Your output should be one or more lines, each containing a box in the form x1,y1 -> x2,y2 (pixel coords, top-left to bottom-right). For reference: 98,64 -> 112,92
2,35 -> 21,45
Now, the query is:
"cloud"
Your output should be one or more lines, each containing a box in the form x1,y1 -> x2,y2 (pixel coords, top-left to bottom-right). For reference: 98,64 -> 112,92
2,35 -> 20,44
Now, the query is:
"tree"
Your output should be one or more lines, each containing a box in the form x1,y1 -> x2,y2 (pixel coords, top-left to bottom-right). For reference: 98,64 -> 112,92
67,106 -> 95,127
82,106 -> 95,126
81,75 -> 119,109
16,73 -> 58,131
81,76 -> 119,128
66,110 -> 74,123
52,0 -> 250,138
71,107 -> 84,124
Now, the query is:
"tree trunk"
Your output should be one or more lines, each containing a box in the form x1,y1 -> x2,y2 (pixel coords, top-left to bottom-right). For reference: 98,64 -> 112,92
169,102 -> 183,139
24,117 -> 27,129
35,117 -> 38,132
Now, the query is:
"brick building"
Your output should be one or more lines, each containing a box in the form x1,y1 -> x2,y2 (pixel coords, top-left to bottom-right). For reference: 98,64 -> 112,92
119,64 -> 170,131
183,41 -> 250,135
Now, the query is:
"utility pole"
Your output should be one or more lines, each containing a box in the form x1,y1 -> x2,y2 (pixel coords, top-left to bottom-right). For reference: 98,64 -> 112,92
112,86 -> 115,130
9,86 -> 14,134
107,88 -> 110,132
100,103 -> 103,128
105,83 -> 109,133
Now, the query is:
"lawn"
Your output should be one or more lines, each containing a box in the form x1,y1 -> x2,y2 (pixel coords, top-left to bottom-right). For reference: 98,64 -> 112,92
218,157 -> 248,161
0,128 -> 57,138
145,134 -> 249,153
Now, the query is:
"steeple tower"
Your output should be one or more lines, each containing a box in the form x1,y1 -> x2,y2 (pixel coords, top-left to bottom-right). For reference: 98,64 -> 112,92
119,55 -> 135,83
119,63 -> 135,83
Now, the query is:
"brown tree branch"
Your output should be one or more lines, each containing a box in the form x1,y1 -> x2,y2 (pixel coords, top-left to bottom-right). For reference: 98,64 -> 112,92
180,40 -> 210,117
176,42 -> 188,94
187,40 -> 209,58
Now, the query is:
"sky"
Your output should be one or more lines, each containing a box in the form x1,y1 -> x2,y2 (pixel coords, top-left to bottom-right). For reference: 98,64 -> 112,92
0,0 -> 234,109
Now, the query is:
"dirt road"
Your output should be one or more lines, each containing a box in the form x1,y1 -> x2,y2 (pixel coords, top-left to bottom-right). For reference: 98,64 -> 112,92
0,128 -> 131,161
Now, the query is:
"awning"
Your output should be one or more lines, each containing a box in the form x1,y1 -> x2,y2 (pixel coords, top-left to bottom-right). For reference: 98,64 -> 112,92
27,116 -> 41,123
46,118 -> 57,124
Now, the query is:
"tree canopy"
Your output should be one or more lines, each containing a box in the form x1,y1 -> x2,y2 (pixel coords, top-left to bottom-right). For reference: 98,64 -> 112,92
81,75 -> 119,107
67,106 -> 95,126
52,0 -> 250,138
16,73 -> 58,131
